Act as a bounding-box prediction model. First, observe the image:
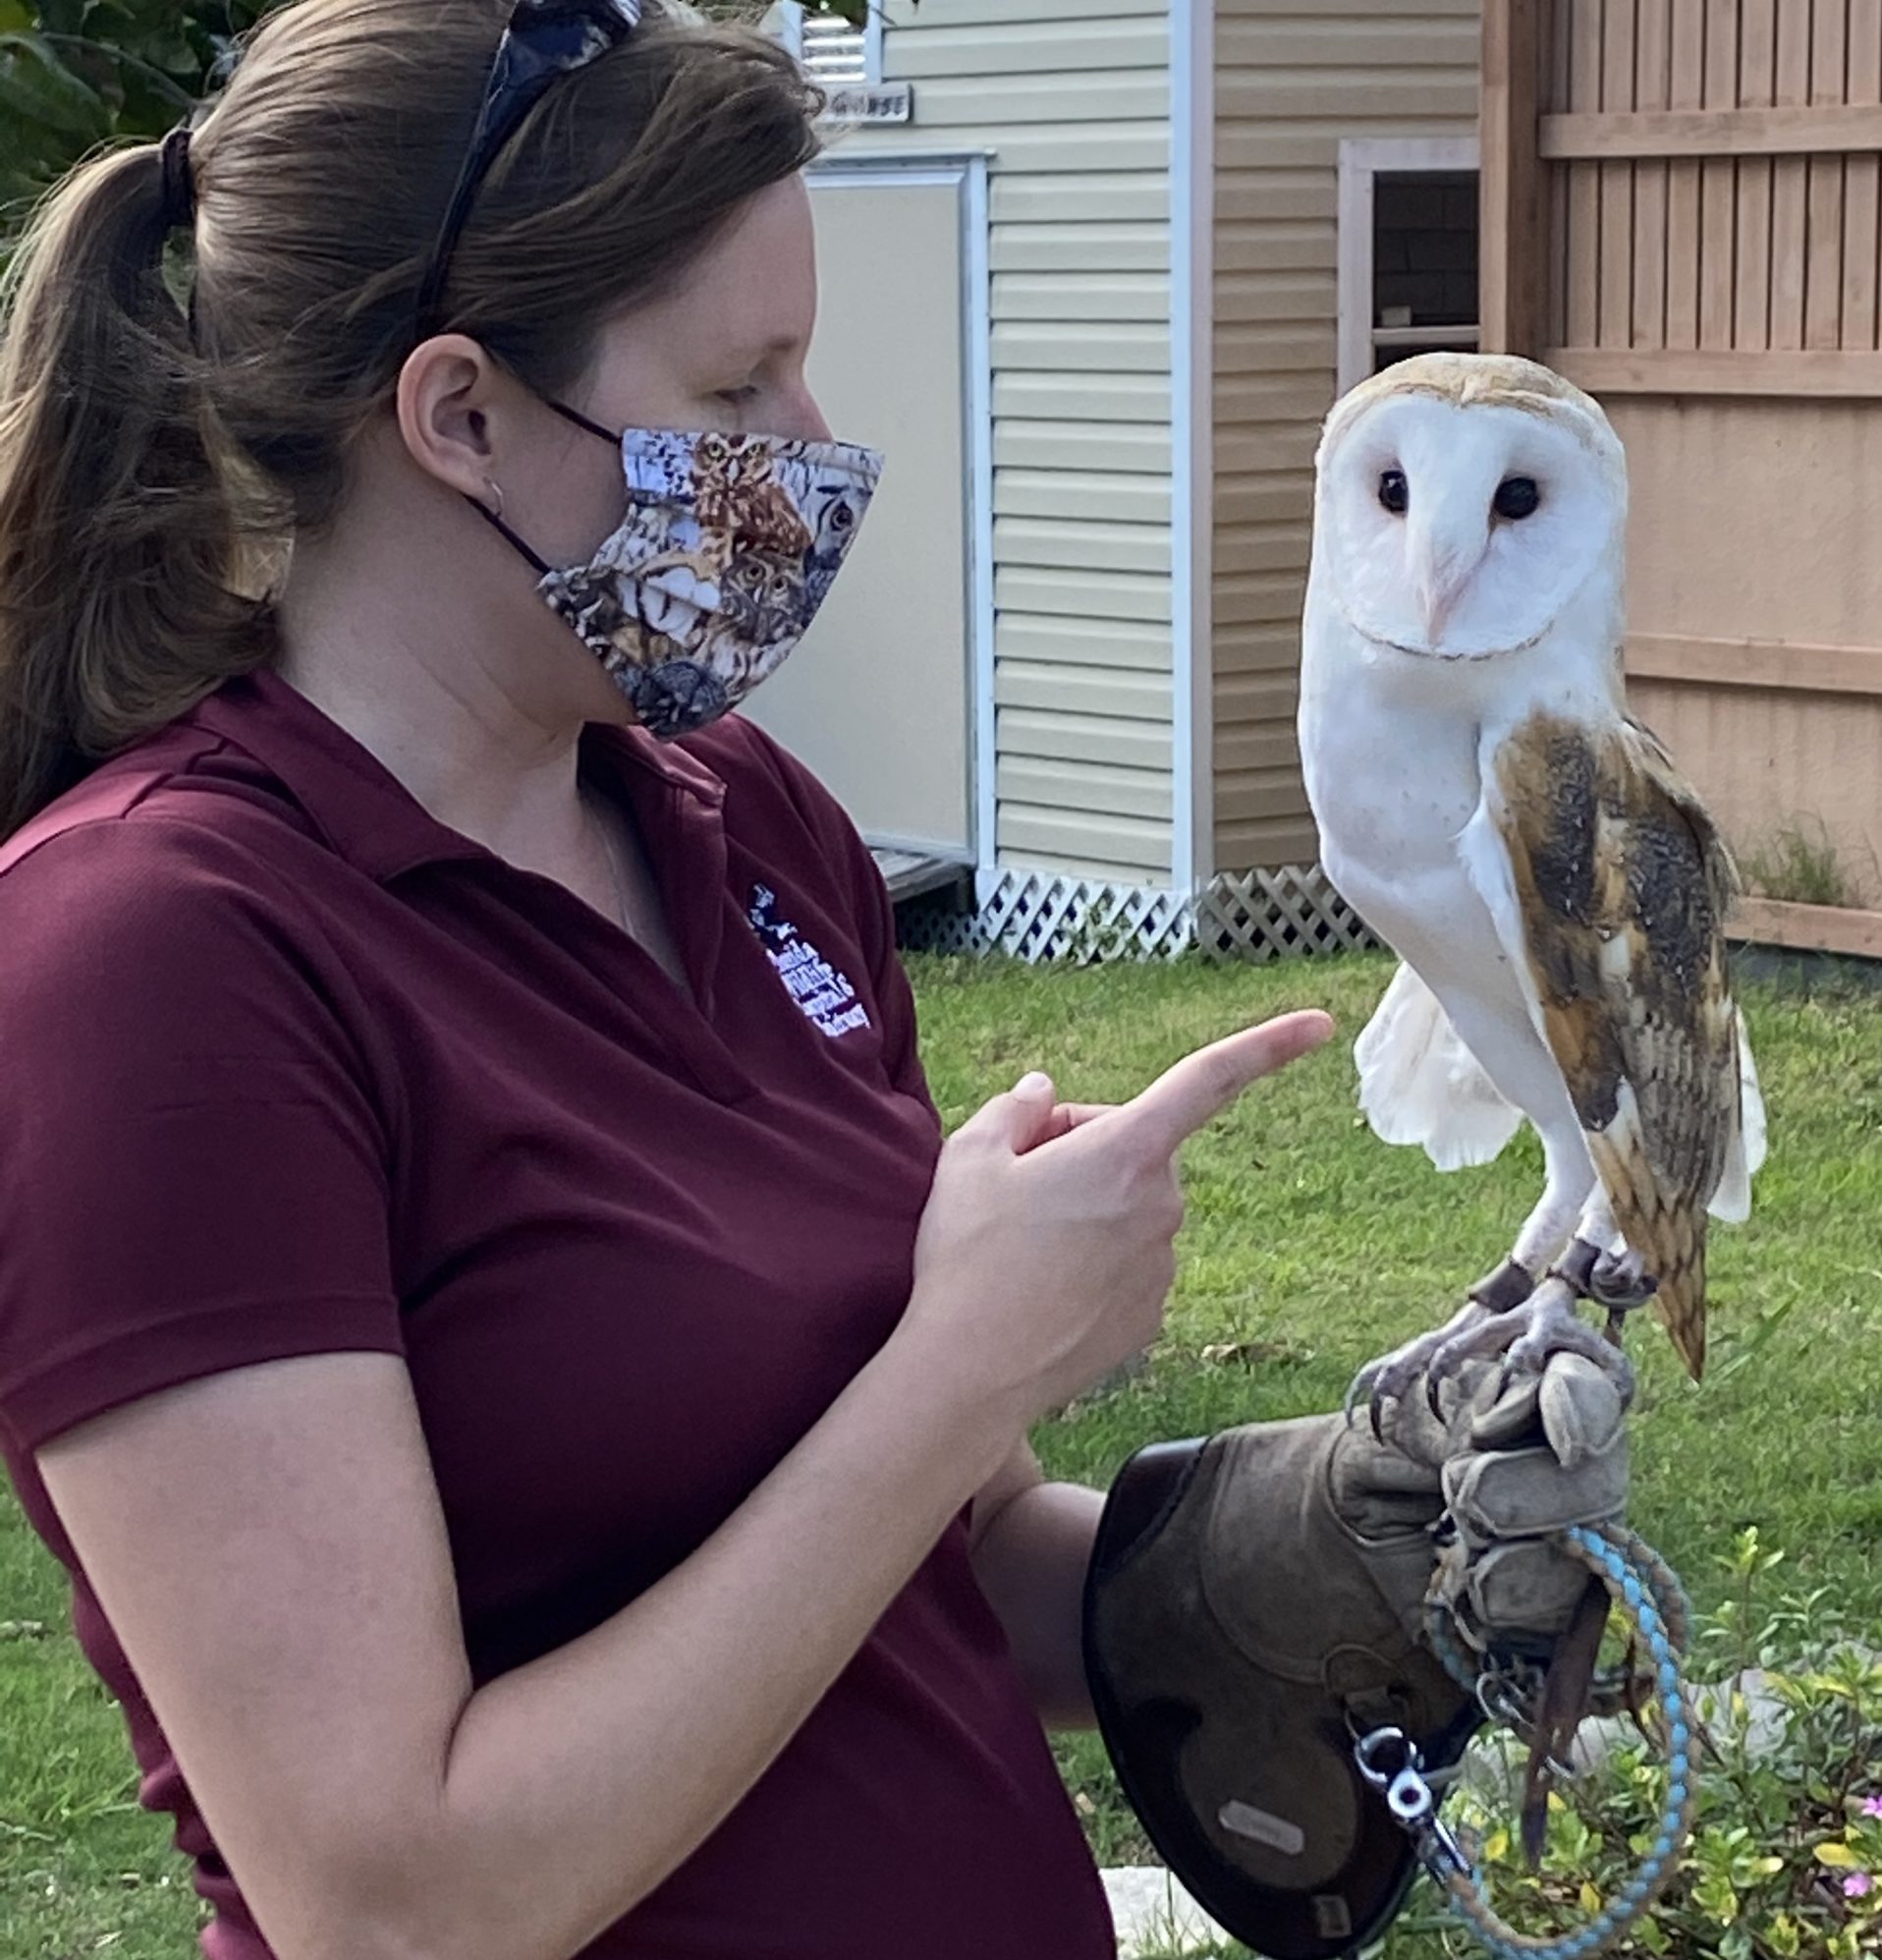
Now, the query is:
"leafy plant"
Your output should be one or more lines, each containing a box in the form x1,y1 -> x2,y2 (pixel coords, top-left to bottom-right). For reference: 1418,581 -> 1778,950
0,0 -> 264,211
1420,1529 -> 1882,1960
1744,819 -> 1870,910
0,0 -> 881,227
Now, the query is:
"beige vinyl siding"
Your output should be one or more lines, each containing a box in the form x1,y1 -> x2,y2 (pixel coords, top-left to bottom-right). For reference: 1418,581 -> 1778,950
847,0 -> 1177,881
1211,0 -> 1479,873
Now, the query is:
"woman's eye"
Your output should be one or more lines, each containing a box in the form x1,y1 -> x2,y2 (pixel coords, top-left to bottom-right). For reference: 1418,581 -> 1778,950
1494,476 -> 1541,520
1377,469 -> 1409,515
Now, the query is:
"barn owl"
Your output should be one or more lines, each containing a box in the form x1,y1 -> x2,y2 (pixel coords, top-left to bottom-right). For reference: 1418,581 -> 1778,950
1298,353 -> 1765,1409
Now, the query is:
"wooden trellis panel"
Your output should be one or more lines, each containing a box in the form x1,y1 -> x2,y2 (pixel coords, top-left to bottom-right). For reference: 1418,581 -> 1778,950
1483,0 -> 1882,959
1485,0 -> 1882,392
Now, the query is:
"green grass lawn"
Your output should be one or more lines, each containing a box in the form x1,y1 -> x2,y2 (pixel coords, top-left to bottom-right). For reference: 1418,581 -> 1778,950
4,949 -> 1879,1957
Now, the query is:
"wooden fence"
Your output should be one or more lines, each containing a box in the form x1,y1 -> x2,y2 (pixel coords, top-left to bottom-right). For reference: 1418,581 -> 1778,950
1484,0 -> 1882,954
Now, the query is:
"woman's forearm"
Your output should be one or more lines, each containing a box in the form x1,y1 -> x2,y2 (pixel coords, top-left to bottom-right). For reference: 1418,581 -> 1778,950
383,1326 -> 1018,1960
969,1479 -> 1105,1730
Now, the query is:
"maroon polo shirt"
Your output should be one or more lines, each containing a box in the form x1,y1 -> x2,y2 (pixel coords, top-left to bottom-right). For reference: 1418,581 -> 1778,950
0,670 -> 1114,1960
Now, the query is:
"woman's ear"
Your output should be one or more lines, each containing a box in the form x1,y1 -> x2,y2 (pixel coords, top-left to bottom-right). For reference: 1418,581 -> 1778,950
393,334 -> 509,499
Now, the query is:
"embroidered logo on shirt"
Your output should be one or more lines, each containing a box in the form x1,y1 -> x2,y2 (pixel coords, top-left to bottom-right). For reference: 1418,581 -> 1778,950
747,885 -> 872,1039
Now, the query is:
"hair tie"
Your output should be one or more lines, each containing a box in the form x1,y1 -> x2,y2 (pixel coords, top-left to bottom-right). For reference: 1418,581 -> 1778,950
158,126 -> 196,232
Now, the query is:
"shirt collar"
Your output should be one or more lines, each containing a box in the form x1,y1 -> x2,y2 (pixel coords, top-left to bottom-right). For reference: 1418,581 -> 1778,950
188,668 -> 725,884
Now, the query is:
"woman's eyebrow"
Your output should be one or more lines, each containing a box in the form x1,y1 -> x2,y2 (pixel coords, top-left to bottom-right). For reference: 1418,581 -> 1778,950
739,330 -> 809,360
692,330 -> 799,371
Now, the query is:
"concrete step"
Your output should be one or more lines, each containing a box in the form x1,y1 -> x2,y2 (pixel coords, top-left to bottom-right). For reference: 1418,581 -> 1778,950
1102,1868 -> 1231,1957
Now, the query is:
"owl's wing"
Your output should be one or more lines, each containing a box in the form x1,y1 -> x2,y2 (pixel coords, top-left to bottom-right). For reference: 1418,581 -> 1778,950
1458,710 -> 1753,1378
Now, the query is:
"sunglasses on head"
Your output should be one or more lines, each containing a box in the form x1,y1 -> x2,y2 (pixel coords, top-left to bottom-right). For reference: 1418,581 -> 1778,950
412,0 -> 642,345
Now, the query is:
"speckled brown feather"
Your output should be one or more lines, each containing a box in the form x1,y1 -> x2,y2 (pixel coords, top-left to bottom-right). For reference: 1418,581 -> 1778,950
1493,711 -> 1745,1378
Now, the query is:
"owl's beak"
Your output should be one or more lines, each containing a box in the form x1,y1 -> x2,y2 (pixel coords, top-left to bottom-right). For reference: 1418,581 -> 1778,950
1410,523 -> 1487,644
1415,577 -> 1459,644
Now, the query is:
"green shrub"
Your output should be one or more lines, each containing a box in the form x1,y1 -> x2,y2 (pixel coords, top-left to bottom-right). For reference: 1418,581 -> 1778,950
1398,1529 -> 1882,1960
1743,820 -> 1870,911
0,0 -> 880,225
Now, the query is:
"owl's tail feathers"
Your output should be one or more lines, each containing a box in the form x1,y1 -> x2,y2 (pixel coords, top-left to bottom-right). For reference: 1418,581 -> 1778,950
1355,962 -> 1523,1171
1589,1113 -> 1709,1379
1708,1009 -> 1767,1225
1657,1251 -> 1708,1380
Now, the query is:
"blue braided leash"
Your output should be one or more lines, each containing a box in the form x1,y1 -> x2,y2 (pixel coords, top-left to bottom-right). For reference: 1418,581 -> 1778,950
1356,1521 -> 1698,1960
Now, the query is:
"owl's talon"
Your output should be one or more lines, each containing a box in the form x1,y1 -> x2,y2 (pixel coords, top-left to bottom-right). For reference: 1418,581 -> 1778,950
1589,1248 -> 1657,1314
1342,1368 -> 1371,1428
1424,1295 -> 1534,1390
1503,1305 -> 1636,1400
1342,1359 -> 1396,1441
1351,1300 -> 1498,1433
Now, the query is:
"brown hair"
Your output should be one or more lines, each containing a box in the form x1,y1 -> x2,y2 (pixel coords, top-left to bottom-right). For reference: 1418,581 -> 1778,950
0,0 -> 821,836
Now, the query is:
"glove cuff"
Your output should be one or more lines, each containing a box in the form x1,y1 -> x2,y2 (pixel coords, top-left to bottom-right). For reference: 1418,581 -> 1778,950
1083,1421 -> 1476,1960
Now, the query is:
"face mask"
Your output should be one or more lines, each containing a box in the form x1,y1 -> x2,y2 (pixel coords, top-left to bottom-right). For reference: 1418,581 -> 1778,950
477,403 -> 883,740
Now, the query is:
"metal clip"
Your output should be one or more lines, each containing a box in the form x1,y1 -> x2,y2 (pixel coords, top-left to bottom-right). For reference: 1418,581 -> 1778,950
1353,1727 -> 1472,1880
1354,1724 -> 1417,1793
1476,1670 -> 1531,1729
1386,1764 -> 1433,1824
1474,1665 -> 1578,1782
1414,1809 -> 1474,1879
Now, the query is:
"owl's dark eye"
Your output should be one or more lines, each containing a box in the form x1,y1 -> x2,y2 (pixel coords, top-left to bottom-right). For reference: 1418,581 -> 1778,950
1377,469 -> 1409,515
1494,476 -> 1541,521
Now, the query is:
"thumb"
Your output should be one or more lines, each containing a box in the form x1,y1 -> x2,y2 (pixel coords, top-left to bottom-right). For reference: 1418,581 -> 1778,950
957,1071 -> 1059,1153
1536,1354 -> 1629,1468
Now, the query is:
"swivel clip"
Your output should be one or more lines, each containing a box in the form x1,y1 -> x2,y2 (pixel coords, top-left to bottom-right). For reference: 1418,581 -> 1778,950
1353,1726 -> 1472,1879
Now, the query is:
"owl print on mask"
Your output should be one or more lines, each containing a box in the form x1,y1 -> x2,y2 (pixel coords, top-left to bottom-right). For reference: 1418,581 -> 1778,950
492,415 -> 883,741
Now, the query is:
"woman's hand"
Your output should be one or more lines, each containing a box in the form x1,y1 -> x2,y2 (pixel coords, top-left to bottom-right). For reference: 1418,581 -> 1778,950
902,1010 -> 1334,1444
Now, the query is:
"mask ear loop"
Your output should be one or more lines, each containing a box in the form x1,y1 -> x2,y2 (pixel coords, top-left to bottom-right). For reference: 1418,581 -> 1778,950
469,476 -> 552,575
546,400 -> 622,445
470,401 -> 625,570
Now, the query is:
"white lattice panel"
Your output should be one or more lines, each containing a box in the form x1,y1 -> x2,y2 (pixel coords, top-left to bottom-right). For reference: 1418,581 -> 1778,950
1194,867 -> 1380,963
898,866 -> 1379,966
899,870 -> 1190,962
898,898 -> 988,956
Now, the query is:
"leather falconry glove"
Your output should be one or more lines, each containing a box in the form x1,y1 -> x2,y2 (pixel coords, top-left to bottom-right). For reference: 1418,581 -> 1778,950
1082,1353 -> 1629,1960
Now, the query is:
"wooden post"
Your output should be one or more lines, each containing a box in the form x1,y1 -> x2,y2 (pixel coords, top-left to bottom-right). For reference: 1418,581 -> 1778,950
1481,0 -> 1548,355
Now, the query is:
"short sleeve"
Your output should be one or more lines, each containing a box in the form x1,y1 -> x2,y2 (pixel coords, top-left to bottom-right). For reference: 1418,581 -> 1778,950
0,818 -> 403,1458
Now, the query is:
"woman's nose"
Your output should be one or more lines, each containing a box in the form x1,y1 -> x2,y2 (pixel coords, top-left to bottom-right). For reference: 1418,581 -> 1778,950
789,382 -> 832,444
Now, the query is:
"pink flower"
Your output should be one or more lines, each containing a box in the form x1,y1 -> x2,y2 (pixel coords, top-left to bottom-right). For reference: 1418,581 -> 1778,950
1844,1872 -> 1874,1899
1863,1796 -> 1882,1820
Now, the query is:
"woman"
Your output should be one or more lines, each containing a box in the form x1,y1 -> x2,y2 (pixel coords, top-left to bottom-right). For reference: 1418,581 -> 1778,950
0,4 -> 1332,1956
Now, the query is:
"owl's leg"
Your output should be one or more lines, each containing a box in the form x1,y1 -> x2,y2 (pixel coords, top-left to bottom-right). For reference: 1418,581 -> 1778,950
1349,1121 -> 1599,1429
1416,982 -> 1596,1300
1573,1189 -> 1658,1321
1507,1123 -> 1599,1281
1413,1125 -> 1619,1398
1575,1188 -> 1622,1255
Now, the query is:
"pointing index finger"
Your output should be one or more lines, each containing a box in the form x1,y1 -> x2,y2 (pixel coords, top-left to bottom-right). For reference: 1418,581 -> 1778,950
1117,1010 -> 1334,1157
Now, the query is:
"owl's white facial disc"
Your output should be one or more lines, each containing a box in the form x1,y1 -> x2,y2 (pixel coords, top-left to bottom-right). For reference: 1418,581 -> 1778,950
1317,391 -> 1621,661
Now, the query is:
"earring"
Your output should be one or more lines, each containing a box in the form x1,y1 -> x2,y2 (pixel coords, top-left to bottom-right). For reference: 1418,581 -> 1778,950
482,476 -> 505,523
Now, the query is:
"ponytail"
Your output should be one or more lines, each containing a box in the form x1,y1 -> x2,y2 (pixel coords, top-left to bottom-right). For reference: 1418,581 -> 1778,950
0,139 -> 271,838
0,0 -> 823,841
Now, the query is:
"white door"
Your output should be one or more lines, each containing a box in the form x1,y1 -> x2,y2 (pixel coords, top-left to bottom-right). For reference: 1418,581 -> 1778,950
742,162 -> 983,862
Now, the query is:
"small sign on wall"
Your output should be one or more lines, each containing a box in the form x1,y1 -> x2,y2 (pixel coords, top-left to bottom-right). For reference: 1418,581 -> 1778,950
821,82 -> 913,124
